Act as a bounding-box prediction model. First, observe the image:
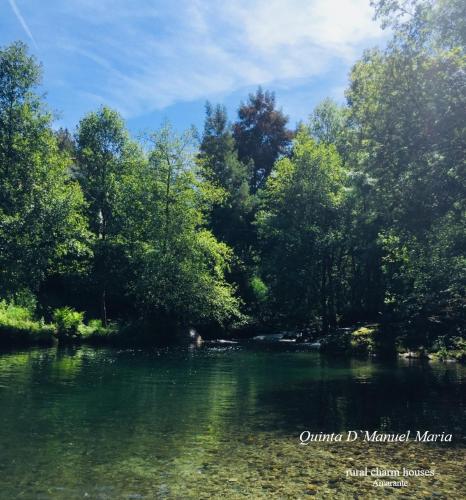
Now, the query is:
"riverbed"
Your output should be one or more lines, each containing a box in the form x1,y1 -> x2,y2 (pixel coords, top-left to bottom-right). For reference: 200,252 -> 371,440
0,343 -> 464,498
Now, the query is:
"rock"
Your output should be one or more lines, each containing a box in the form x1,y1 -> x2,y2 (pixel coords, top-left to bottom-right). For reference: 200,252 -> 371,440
328,478 -> 339,488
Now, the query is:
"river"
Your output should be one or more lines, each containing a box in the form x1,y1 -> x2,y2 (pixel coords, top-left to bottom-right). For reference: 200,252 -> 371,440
0,343 -> 464,498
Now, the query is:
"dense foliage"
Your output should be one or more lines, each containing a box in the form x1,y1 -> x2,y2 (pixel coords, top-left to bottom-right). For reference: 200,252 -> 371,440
0,0 -> 464,345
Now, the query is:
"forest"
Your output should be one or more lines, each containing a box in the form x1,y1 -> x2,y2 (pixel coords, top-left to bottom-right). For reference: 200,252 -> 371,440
0,0 -> 464,354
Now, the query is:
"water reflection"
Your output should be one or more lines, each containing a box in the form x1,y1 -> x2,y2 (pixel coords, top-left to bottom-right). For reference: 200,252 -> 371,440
0,344 -> 464,498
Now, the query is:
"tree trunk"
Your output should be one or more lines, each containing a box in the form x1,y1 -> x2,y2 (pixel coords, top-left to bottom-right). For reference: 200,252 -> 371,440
320,260 -> 328,333
101,289 -> 107,327
328,253 -> 337,329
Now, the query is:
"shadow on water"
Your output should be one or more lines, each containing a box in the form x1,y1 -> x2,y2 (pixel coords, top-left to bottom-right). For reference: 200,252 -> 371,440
254,355 -> 466,437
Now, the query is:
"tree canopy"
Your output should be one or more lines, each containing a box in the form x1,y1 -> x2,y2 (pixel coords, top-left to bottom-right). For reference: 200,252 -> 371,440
0,0 -> 464,343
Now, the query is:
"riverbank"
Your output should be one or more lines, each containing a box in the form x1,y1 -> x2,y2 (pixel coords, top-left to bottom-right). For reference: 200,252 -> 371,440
0,301 -> 116,349
1,314 -> 465,365
1,297 -> 464,361
319,324 -> 466,363
251,324 -> 466,364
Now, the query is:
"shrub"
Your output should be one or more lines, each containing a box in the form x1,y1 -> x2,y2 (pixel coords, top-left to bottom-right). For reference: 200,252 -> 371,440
53,307 -> 84,338
432,336 -> 466,363
0,300 -> 55,346
350,325 -> 379,355
320,329 -> 351,354
79,318 -> 110,337
320,324 -> 381,356
250,276 -> 268,303
0,300 -> 32,323
77,318 -> 119,345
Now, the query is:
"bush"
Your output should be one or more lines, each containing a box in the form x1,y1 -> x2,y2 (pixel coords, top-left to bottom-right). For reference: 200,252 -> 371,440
78,319 -> 119,346
0,300 -> 32,323
250,276 -> 268,303
431,335 -> 466,363
53,307 -> 84,338
320,324 -> 381,356
0,300 -> 55,346
10,289 -> 38,313
320,329 -> 351,354
350,325 -> 379,355
79,318 -> 116,338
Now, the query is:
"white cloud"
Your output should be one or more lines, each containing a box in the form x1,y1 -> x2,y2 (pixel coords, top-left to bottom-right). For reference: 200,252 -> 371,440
8,0 -> 38,49
219,0 -> 380,56
41,0 -> 385,118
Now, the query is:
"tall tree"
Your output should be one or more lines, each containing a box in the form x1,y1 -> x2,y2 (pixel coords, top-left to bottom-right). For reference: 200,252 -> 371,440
347,0 -> 466,329
198,103 -> 258,318
75,106 -> 142,324
257,128 -> 346,330
372,0 -> 466,50
55,128 -> 76,156
309,98 -> 349,161
116,123 -> 242,328
198,102 -> 252,250
233,87 -> 293,192
308,98 -> 382,321
0,42 -> 89,299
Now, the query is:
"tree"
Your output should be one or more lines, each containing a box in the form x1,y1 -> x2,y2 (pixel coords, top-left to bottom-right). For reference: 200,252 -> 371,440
309,98 -> 349,161
233,87 -> 293,192
346,0 -> 466,329
257,128 -> 346,330
309,98 -> 383,322
371,0 -> 466,51
0,42 -> 89,299
55,128 -> 76,156
75,106 -> 143,324
198,102 -> 252,250
115,124 -> 242,328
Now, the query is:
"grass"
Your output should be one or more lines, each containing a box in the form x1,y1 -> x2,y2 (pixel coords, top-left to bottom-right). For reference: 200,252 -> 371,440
0,301 -> 118,348
0,301 -> 55,346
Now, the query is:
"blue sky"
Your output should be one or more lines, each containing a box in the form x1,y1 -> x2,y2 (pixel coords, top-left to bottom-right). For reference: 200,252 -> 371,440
1,0 -> 387,134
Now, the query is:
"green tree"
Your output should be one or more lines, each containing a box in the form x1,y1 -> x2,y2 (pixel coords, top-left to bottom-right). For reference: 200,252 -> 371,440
309,98 -> 349,161
257,128 -> 346,330
347,0 -> 466,330
0,42 -> 89,299
117,123 -> 242,328
198,103 -> 252,249
309,98 -> 383,322
372,0 -> 466,50
75,106 -> 143,324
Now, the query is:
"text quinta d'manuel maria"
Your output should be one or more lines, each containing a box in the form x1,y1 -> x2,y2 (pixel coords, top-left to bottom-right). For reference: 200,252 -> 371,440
299,430 -> 452,444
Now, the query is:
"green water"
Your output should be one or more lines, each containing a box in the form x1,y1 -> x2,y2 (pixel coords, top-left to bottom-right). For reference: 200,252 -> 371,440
0,343 -> 465,499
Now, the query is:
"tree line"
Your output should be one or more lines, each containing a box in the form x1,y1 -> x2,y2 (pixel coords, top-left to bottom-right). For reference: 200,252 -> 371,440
0,0 -> 464,342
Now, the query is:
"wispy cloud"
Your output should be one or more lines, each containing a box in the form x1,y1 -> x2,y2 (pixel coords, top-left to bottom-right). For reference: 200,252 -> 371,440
1,0 -> 386,125
56,0 -> 384,117
7,0 -> 38,49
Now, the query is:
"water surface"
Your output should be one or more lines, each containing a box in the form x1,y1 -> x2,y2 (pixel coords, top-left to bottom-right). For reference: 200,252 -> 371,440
0,343 -> 464,498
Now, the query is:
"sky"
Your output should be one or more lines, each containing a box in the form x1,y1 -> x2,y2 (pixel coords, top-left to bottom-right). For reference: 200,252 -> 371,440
0,0 -> 387,134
